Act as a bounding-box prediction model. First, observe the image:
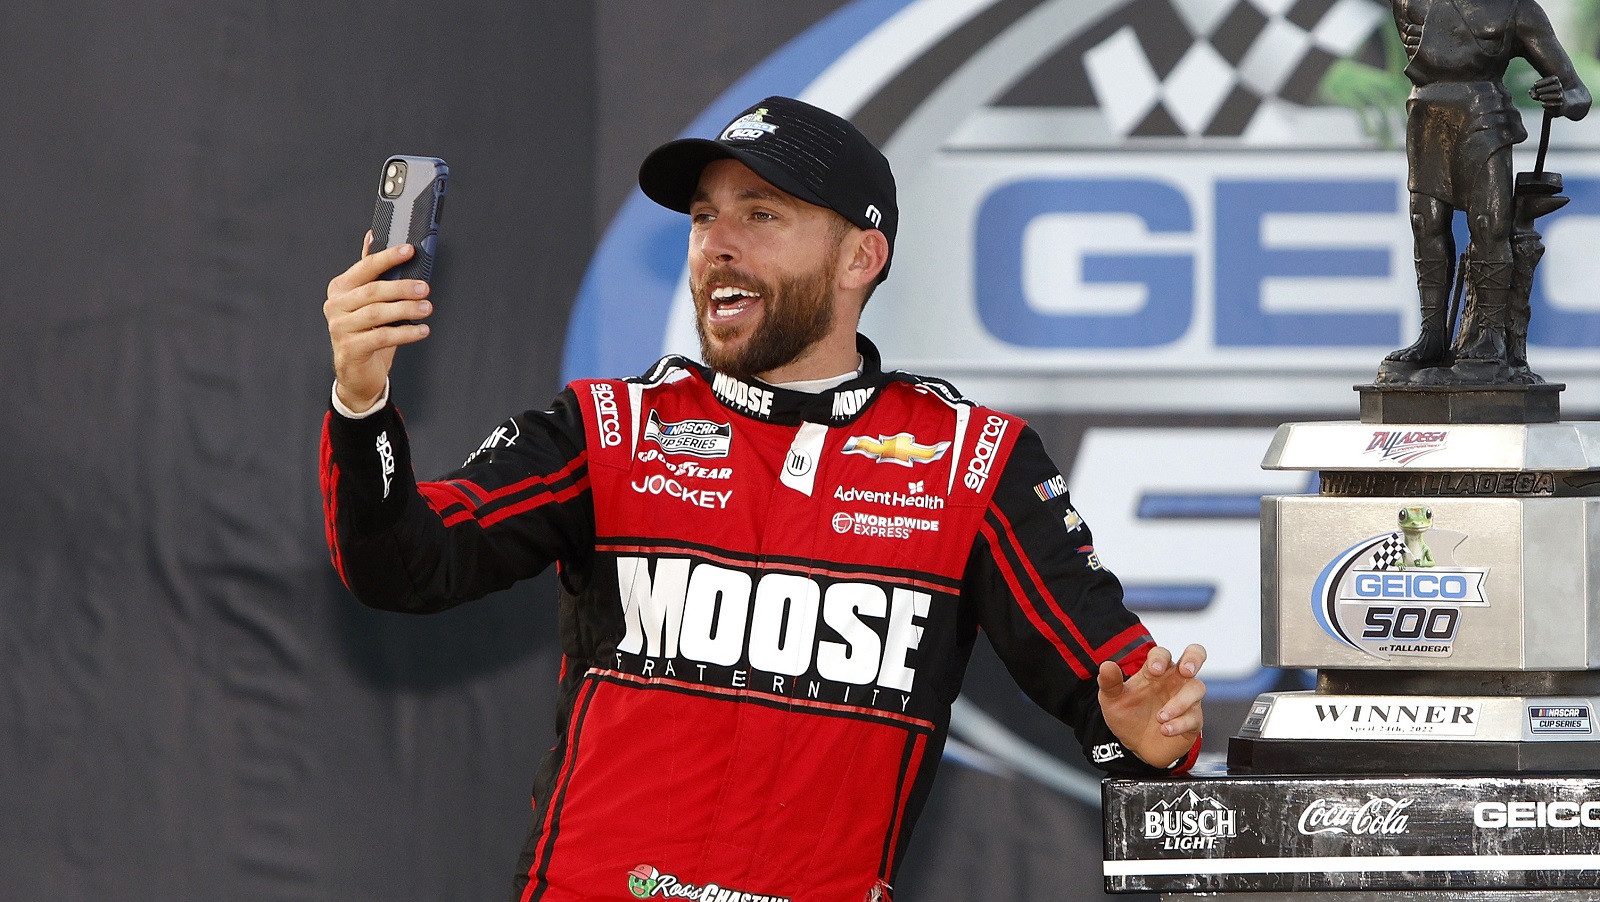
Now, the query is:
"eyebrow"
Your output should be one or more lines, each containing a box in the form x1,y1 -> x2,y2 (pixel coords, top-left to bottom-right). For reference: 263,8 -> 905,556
689,184 -> 794,207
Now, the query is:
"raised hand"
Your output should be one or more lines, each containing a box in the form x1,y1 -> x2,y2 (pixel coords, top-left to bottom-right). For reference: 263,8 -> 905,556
324,235 -> 434,413
1098,644 -> 1207,768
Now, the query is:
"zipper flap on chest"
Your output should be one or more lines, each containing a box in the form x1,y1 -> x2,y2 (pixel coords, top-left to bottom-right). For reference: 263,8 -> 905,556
779,421 -> 829,497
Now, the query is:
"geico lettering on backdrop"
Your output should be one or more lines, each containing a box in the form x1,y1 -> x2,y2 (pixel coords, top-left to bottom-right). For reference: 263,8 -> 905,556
1475,800 -> 1600,829
614,557 -> 931,711
590,383 -> 622,447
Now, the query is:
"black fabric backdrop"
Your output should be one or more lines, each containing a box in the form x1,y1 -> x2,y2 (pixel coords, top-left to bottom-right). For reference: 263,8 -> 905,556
0,3 -> 1130,899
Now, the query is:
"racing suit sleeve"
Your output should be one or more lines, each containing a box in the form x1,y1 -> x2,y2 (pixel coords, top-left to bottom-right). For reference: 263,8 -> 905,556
963,425 -> 1198,775
320,387 -> 595,614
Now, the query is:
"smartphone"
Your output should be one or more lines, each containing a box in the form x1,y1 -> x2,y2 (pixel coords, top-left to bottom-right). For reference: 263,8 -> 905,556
370,155 -> 448,283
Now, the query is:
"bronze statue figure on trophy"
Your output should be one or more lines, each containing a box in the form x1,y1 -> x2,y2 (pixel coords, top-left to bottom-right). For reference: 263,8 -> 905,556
1376,0 -> 1590,388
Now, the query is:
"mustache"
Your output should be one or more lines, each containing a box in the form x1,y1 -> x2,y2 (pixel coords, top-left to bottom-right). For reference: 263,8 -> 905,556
695,266 -> 773,298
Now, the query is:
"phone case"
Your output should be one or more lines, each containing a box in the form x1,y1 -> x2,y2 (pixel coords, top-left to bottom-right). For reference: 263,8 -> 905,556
370,155 -> 448,282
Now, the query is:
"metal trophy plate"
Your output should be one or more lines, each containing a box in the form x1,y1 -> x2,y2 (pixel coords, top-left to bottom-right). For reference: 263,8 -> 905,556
1238,421 -> 1600,773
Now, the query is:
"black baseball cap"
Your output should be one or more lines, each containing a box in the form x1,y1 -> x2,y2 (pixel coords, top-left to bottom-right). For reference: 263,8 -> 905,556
638,96 -> 898,279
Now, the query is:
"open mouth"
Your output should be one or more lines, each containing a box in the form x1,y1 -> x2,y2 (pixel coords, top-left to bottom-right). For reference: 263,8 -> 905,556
709,285 -> 763,321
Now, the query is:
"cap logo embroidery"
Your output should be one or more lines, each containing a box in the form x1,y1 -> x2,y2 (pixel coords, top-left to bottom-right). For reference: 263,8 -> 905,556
865,204 -> 882,227
720,107 -> 778,142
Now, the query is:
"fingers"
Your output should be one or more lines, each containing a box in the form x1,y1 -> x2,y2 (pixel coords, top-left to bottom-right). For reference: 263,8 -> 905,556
1097,660 -> 1126,697
328,242 -> 416,299
1176,644 -> 1207,678
1141,645 -> 1174,680
1157,678 -> 1207,736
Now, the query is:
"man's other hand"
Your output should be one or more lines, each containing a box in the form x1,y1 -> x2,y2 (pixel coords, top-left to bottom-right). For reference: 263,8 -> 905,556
1098,644 -> 1206,769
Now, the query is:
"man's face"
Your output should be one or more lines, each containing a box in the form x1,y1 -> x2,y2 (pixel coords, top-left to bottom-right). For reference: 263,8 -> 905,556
687,159 -> 848,380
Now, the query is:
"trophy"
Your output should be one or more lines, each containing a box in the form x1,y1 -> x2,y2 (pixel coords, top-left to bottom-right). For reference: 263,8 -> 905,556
1104,3 -> 1600,896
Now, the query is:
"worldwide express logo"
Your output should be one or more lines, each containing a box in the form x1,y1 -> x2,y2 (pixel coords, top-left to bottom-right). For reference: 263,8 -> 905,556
1311,507 -> 1489,660
626,864 -> 790,902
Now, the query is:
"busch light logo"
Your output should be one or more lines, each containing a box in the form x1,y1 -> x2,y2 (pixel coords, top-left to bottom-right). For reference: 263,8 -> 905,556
1312,508 -> 1488,660
1143,788 -> 1238,851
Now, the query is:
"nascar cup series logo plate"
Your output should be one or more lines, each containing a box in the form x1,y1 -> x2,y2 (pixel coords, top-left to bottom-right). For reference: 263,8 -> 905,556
1312,507 -> 1489,661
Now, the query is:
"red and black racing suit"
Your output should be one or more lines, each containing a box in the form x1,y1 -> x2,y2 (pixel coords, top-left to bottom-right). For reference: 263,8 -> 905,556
321,336 -> 1197,902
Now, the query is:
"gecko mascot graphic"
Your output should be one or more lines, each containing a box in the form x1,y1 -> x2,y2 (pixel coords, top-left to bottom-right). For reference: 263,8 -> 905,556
1394,506 -> 1436,570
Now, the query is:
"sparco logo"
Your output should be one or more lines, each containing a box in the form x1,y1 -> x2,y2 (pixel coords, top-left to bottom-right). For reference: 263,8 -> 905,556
964,415 -> 1008,492
1476,800 -> 1600,829
1090,742 -> 1124,764
1143,788 -> 1238,850
1298,797 -> 1413,835
375,431 -> 396,498
625,862 -> 790,902
591,383 -> 622,447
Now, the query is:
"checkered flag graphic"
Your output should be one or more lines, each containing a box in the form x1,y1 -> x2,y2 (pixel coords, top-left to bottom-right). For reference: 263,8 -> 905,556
1084,0 -> 1387,139
1368,531 -> 1408,571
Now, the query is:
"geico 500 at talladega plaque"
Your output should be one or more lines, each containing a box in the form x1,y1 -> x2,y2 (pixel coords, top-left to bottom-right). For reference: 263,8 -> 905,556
1103,775 -> 1600,893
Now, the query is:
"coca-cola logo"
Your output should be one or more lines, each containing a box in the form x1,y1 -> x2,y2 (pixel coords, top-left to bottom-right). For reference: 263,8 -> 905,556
1297,797 -> 1414,835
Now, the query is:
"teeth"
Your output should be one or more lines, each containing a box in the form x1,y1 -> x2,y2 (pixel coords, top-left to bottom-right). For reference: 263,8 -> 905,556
711,286 -> 759,301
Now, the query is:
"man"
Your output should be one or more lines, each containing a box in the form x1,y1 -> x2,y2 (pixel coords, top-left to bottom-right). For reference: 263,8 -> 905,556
322,97 -> 1206,902
1379,0 -> 1588,383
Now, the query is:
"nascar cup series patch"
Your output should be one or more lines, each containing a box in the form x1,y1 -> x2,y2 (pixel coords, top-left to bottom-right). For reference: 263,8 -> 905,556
1311,507 -> 1489,661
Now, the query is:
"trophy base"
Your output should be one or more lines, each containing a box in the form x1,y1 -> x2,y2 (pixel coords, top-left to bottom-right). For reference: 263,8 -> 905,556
1104,772 -> 1600,894
1356,383 -> 1565,425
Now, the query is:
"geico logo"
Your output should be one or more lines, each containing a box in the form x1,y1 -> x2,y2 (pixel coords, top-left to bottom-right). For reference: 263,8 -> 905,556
1353,573 -> 1470,599
590,383 -> 622,447
630,474 -> 731,509
1475,801 -> 1600,829
964,415 -> 1008,492
711,372 -> 774,417
615,557 -> 931,691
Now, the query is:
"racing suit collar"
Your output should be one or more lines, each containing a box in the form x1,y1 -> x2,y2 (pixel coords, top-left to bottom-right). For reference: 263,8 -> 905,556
695,334 -> 891,426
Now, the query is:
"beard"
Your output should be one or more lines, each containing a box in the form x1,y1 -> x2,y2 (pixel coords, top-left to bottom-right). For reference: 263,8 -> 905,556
693,254 -> 837,381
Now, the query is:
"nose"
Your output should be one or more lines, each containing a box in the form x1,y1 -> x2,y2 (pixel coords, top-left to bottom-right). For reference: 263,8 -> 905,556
697,216 -> 739,265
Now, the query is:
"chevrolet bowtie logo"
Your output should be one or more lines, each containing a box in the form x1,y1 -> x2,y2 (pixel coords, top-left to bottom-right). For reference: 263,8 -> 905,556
842,433 -> 951,466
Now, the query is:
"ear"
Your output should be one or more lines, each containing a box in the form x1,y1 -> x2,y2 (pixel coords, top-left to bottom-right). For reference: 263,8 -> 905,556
837,228 -> 889,291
